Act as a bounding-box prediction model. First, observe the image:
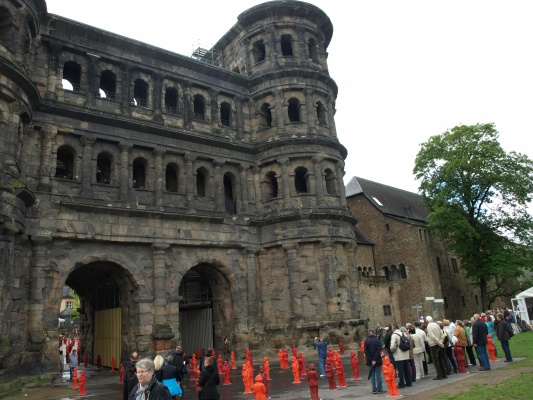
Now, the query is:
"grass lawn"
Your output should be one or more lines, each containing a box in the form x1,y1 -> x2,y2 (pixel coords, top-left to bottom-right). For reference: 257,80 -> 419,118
432,331 -> 533,399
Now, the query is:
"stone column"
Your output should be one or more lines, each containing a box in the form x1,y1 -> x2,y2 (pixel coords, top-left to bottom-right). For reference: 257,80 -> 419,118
273,89 -> 285,134
279,158 -> 291,207
239,165 -> 248,213
152,243 -> 169,326
296,26 -> 306,62
38,126 -> 56,192
120,64 -> 132,115
316,35 -> 329,72
213,160 -> 224,211
45,43 -> 61,100
267,28 -> 279,67
154,148 -> 164,207
152,73 -> 164,122
119,144 -> 131,201
283,243 -> 302,320
183,82 -> 193,128
80,136 -> 94,196
346,242 -> 360,318
313,156 -> 324,203
28,236 -> 52,333
235,97 -> 245,140
184,153 -> 195,209
326,96 -> 337,138
335,162 -> 347,207
304,88 -> 316,134
321,240 -> 337,314
256,251 -> 267,320
210,90 -> 219,130
86,53 -> 101,107
252,166 -> 261,209
243,38 -> 251,75
245,248 -> 259,327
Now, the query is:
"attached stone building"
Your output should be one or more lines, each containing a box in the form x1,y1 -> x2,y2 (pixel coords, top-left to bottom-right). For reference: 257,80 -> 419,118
0,0 -> 365,383
346,177 -> 485,328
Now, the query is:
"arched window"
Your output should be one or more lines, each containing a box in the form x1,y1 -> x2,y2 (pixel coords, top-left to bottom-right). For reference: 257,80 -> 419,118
263,171 -> 278,199
308,37 -> 319,62
324,168 -> 337,195
99,70 -> 116,99
316,101 -> 327,126
294,167 -> 309,194
281,34 -> 293,56
258,103 -> 272,129
224,173 -> 236,214
288,98 -> 301,122
220,102 -> 231,127
0,7 -> 14,50
383,266 -> 390,281
165,87 -> 178,114
391,265 -> 400,281
132,158 -> 147,188
253,39 -> 266,63
193,94 -> 205,120
133,79 -> 148,107
56,145 -> 75,179
96,152 -> 112,184
165,163 -> 179,192
63,61 -> 81,92
399,264 -> 407,279
196,167 -> 209,197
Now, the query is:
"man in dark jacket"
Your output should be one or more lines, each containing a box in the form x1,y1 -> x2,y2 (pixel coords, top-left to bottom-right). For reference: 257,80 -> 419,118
197,356 -> 220,400
172,346 -> 187,394
364,329 -> 384,394
472,313 -> 491,370
495,313 -> 513,362
123,351 -> 140,400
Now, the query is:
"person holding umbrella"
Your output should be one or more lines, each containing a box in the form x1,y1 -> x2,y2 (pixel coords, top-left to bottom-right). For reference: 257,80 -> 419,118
364,328 -> 384,394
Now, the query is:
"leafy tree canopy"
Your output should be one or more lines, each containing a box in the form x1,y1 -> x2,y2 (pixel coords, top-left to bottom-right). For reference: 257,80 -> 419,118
413,123 -> 533,310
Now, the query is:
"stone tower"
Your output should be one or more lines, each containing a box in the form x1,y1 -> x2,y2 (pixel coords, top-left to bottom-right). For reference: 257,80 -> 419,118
0,0 -> 362,383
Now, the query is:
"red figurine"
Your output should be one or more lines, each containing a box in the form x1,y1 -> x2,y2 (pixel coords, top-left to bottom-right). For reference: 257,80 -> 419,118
253,374 -> 267,400
190,354 -> 197,380
217,355 -> 223,374
72,367 -> 79,389
325,358 -> 337,390
454,342 -> 467,373
327,348 -> 334,366
263,356 -> 271,380
487,334 -> 497,361
231,351 -> 237,370
307,364 -> 320,400
97,354 -> 101,369
242,360 -> 253,393
338,339 -> 345,354
382,357 -> 400,397
111,355 -> 115,373
78,370 -> 86,395
223,361 -> 231,385
336,357 -> 348,387
291,344 -> 297,357
119,362 -> 125,383
84,353 -> 89,368
259,365 -> 269,399
291,356 -> 301,384
350,350 -> 360,379
278,349 -> 283,367
283,349 -> 289,369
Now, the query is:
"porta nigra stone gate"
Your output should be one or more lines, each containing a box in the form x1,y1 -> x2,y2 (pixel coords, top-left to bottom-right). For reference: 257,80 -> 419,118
0,0 -> 364,382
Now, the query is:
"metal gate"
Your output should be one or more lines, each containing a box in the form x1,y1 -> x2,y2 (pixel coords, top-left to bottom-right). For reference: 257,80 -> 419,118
179,308 -> 213,354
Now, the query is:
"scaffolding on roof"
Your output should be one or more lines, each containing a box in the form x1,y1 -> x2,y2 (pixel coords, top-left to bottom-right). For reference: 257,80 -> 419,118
189,39 -> 218,65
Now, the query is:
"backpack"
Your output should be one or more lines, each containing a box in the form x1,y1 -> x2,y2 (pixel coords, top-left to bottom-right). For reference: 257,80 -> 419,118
506,322 -> 514,338
395,333 -> 411,351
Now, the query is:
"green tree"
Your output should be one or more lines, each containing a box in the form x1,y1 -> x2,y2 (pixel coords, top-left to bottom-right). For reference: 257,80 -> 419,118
413,123 -> 533,310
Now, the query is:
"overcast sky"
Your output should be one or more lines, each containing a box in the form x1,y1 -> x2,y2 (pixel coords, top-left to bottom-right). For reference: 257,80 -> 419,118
45,0 -> 533,195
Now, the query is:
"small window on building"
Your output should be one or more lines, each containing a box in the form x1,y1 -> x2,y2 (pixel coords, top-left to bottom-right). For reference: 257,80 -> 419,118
281,34 -> 293,56
193,94 -> 205,120
383,305 -> 392,316
133,79 -> 148,107
220,102 -> 231,127
196,167 -> 208,197
436,256 -> 442,273
66,301 -> 74,309
99,70 -> 116,99
165,87 -> 178,114
308,37 -> 319,62
294,167 -> 309,194
324,168 -> 337,195
391,265 -> 400,281
288,98 -> 301,122
56,145 -> 75,179
63,61 -> 81,92
165,163 -> 179,192
451,258 -> 459,273
399,264 -> 407,279
258,103 -> 272,129
316,101 -> 327,126
96,152 -> 112,184
132,157 -> 147,188
461,296 -> 466,307
253,39 -> 266,63
383,266 -> 390,281
224,173 -> 236,214
263,171 -> 278,199
386,223 -> 390,231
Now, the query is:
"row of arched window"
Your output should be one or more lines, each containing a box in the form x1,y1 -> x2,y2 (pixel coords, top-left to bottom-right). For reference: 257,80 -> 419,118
383,264 -> 408,281
250,35 -> 321,65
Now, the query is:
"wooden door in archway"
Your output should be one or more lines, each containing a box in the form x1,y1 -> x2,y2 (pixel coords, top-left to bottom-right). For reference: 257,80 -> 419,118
94,307 -> 121,368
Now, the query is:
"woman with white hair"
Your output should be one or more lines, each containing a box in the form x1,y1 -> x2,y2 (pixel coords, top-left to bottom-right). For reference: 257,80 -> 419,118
127,358 -> 172,400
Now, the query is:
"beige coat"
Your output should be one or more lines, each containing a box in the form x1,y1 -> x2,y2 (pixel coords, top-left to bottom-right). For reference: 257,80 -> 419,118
390,329 -> 410,361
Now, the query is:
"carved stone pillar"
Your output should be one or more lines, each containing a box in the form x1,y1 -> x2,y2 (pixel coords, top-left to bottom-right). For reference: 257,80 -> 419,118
38,126 -> 56,192
243,38 -> 251,75
152,73 -> 164,122
304,88 -> 316,134
279,158 -> 290,207
316,35 -> 329,72
235,97 -> 245,140
184,153 -> 195,209
313,156 -> 324,203
326,96 -> 338,138
183,82 -> 193,128
321,240 -> 337,314
283,243 -> 302,319
273,89 -> 285,134
239,165 -> 248,213
154,148 -> 164,207
210,90 -> 219,131
28,236 -> 52,333
252,166 -> 261,209
267,29 -> 279,67
80,136 -> 94,196
346,242 -> 360,318
45,43 -> 61,100
296,26 -> 306,62
213,160 -> 224,212
120,64 -> 132,115
86,53 -> 101,107
335,162 -> 347,207
119,144 -> 131,201
152,243 -> 169,326
245,248 -> 259,326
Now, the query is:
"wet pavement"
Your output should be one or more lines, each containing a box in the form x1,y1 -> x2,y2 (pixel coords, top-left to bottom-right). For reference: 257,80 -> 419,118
6,353 -> 516,400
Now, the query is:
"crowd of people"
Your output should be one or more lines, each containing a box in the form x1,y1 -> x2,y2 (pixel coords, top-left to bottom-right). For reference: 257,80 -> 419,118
363,306 -> 529,395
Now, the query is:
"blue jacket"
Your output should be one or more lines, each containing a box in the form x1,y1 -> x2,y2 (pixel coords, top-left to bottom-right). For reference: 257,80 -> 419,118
314,340 -> 328,358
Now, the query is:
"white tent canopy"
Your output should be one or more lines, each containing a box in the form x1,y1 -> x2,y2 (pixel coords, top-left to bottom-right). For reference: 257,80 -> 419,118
512,286 -> 533,324
514,287 -> 533,299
